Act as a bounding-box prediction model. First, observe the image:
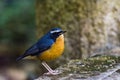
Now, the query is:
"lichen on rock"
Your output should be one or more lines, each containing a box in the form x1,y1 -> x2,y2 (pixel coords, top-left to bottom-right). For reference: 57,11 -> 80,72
36,55 -> 120,80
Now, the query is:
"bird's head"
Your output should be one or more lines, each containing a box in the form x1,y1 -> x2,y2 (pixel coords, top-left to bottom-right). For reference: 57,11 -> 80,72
49,28 -> 66,40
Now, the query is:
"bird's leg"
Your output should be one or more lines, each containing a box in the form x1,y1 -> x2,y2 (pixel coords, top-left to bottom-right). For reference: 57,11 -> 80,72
42,61 -> 61,75
42,61 -> 53,72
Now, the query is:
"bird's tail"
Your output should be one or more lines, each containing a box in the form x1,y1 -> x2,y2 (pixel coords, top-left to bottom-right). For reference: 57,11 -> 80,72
16,55 -> 25,61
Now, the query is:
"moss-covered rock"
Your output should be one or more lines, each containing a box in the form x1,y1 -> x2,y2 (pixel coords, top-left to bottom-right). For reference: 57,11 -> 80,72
36,0 -> 120,59
36,55 -> 120,80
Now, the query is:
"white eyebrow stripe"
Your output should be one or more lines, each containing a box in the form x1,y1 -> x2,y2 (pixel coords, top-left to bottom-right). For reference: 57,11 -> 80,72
50,30 -> 61,33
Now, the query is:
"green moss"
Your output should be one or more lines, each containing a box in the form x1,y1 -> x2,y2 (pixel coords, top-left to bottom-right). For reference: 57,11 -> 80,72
59,55 -> 120,76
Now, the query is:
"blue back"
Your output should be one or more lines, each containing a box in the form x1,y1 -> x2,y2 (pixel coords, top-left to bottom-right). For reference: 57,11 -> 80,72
16,28 -> 63,61
24,32 -> 54,56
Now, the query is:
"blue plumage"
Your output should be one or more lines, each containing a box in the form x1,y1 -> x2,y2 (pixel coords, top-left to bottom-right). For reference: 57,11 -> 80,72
16,27 -> 66,75
16,28 -> 63,61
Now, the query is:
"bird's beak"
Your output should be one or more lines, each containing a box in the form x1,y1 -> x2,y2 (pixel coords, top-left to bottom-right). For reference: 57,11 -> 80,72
62,31 -> 66,34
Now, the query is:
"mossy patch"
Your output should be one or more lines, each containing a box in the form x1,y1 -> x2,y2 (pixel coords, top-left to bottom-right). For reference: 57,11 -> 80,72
58,55 -> 120,77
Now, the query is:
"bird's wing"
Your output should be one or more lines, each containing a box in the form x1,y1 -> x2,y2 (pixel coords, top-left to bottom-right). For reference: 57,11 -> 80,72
24,44 -> 40,56
16,44 -> 39,61
24,39 -> 54,56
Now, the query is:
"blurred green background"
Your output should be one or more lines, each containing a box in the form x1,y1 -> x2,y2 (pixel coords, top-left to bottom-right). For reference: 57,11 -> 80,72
0,0 -> 120,80
0,0 -> 37,80
0,0 -> 35,57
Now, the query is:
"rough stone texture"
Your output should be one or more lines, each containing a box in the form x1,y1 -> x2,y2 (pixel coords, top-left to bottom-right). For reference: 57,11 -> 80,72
36,55 -> 120,80
35,1 -> 120,79
36,0 -> 120,59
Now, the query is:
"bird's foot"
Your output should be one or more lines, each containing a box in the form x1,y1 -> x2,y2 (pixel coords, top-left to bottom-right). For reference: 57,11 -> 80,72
43,70 -> 62,75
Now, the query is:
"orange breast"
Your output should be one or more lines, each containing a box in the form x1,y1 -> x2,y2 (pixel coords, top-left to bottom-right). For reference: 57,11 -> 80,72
38,34 -> 64,61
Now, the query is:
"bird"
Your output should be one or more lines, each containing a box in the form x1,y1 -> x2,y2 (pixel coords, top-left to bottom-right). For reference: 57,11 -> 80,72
16,27 -> 66,75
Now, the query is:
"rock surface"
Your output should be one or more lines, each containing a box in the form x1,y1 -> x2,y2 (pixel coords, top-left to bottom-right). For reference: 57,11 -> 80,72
36,55 -> 120,80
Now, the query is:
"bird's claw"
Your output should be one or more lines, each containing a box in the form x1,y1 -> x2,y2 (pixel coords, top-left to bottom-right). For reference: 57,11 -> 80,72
43,70 -> 62,75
